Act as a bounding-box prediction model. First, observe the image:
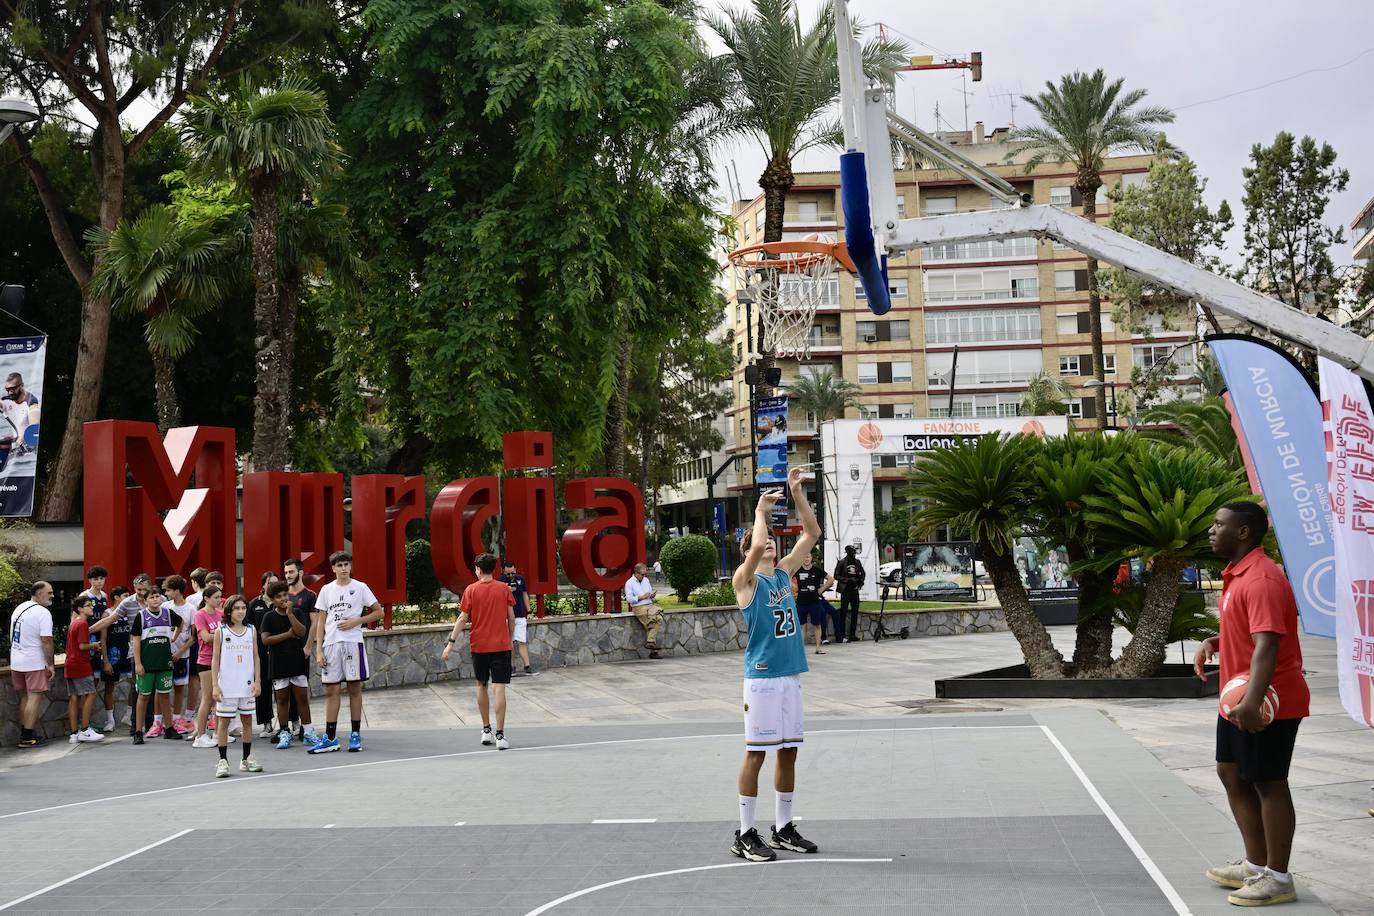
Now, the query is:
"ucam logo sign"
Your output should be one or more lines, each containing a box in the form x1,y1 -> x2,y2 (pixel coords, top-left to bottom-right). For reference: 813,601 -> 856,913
82,423 -> 644,606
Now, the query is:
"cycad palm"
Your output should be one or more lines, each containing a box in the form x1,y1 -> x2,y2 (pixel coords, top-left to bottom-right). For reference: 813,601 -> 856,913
181,76 -> 340,470
903,434 -> 1065,677
1011,70 -> 1173,428
1140,397 -> 1242,471
86,206 -> 230,432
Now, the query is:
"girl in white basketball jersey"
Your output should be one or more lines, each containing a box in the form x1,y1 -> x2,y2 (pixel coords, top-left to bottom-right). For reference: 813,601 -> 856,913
211,595 -> 262,778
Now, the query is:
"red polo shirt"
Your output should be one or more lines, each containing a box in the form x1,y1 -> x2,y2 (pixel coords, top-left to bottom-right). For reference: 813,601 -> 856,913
1219,548 -> 1310,719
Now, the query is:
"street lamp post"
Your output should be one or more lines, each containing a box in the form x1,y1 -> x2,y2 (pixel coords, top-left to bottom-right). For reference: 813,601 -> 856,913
0,98 -> 40,146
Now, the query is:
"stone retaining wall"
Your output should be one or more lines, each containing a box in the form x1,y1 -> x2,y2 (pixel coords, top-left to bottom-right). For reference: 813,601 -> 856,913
1,605 -> 1005,743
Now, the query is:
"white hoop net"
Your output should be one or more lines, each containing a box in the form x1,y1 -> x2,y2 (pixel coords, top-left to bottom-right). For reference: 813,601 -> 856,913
729,245 -> 840,360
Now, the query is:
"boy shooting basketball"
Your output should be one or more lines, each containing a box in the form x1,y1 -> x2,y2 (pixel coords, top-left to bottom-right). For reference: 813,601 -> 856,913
730,467 -> 820,862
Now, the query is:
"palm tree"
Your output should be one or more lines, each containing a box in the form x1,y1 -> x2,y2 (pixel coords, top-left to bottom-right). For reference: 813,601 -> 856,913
86,206 -> 232,432
1019,371 -> 1073,416
903,434 -> 1066,677
1010,70 -> 1174,429
787,368 -> 862,531
1139,397 -> 1242,471
180,76 -> 340,470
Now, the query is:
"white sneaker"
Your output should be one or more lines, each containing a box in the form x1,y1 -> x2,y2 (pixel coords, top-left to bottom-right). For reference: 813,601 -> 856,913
119,710 -> 132,727
259,724 -> 276,739
103,712 -> 116,731
78,728 -> 104,742
229,724 -> 242,737
69,733 -> 79,745
215,759 -> 230,778
480,728 -> 495,746
191,733 -> 216,749
240,756 -> 263,773
496,733 -> 510,751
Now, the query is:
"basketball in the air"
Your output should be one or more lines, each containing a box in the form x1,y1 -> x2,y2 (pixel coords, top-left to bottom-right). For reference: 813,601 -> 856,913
1218,676 -> 1279,726
857,423 -> 883,450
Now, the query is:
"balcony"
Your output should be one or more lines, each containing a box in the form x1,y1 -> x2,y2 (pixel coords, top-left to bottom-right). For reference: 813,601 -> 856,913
806,329 -> 843,351
924,284 -> 1040,304
927,371 -> 1035,387
921,237 -> 1038,263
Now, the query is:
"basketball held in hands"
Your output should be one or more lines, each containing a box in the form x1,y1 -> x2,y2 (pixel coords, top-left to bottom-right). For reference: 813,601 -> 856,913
1218,676 -> 1279,726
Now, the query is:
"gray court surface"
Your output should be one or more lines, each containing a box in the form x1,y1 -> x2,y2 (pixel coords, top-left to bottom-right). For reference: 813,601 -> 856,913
0,711 -> 1338,915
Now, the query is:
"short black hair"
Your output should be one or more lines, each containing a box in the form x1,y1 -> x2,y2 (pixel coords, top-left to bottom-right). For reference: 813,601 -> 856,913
330,550 -> 352,565
110,586 -> 130,600
87,565 -> 108,579
502,559 -> 515,569
189,567 -> 209,588
845,544 -> 857,555
73,595 -> 93,613
475,553 -> 498,574
265,581 -> 289,599
163,574 -> 186,594
283,557 -> 303,572
206,570 -> 225,584
1223,501 -> 1270,543
260,570 -> 277,586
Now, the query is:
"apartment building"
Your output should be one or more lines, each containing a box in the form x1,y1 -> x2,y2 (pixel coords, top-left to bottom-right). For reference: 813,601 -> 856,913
1346,194 -> 1374,337
724,123 -> 1195,518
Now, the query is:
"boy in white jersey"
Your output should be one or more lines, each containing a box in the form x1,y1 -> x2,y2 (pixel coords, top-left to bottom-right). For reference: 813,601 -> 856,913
309,551 -> 383,754
730,467 -> 820,862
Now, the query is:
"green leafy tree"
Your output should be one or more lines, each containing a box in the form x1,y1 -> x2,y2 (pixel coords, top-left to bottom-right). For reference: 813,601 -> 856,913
904,434 -> 1066,678
1101,145 -> 1233,334
874,509 -> 911,553
180,75 -> 341,471
1139,397 -> 1242,471
659,533 -> 719,601
0,1 -> 323,519
86,205 -> 235,431
1019,371 -> 1073,416
405,539 -> 440,604
1240,132 -> 1350,316
1010,70 -> 1174,429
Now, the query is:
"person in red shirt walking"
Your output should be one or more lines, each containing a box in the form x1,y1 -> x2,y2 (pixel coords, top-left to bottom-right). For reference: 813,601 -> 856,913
1195,502 -> 1309,907
65,595 -> 104,744
441,553 -> 516,750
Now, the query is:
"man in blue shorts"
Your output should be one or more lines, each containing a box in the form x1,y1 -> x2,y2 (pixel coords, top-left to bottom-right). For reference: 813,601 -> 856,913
792,554 -> 833,655
730,467 -> 820,862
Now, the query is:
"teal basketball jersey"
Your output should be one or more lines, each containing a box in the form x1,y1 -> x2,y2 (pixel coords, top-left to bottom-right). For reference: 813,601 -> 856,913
741,568 -> 808,679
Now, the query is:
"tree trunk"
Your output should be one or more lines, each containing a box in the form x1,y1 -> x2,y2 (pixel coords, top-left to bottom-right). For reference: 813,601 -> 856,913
639,402 -> 654,522
38,145 -> 125,521
1199,303 -> 1223,335
250,178 -> 286,471
755,155 -> 795,400
278,277 -> 300,462
1078,179 -> 1108,430
151,349 -> 182,433
982,544 -> 1065,678
1111,555 -> 1188,677
1069,567 -> 1115,677
603,329 -> 632,477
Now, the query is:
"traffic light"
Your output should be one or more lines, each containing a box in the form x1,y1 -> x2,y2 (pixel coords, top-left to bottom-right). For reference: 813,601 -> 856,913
970,51 -> 982,82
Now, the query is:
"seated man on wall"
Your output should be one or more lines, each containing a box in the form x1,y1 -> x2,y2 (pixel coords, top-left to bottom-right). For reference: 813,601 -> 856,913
624,563 -> 664,660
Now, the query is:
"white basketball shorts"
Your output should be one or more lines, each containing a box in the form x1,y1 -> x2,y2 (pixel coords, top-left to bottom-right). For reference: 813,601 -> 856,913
321,641 -> 369,684
215,696 -> 254,717
272,675 -> 309,690
512,618 -> 528,643
743,674 -> 804,751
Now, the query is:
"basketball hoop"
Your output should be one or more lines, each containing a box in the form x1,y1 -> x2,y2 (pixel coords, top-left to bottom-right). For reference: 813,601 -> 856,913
728,239 -> 855,359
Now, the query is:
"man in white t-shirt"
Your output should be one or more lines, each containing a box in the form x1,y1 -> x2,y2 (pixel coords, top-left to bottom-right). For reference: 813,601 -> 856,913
161,575 -> 197,735
308,550 -> 383,755
10,580 -> 55,748
624,563 -> 663,659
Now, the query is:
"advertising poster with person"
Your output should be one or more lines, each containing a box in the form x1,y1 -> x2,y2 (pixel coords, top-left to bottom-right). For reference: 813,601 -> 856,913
755,394 -> 789,524
0,335 -> 45,516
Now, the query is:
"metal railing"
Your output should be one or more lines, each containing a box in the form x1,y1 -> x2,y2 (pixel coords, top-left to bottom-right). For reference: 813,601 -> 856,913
924,284 -> 1040,303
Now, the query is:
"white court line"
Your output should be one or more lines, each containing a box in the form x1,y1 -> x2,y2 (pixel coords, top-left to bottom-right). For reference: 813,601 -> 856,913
522,858 -> 894,916
0,828 -> 193,912
0,725 -> 1037,822
453,821 -> 467,826
322,824 -> 335,829
1039,725 -> 1191,916
592,818 -> 656,824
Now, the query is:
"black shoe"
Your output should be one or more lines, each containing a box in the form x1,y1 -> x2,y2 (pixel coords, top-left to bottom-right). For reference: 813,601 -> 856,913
162,727 -> 183,740
730,828 -> 777,862
525,667 -> 539,677
17,734 -> 48,748
769,822 -> 818,853
133,731 -> 145,745
648,649 -> 661,659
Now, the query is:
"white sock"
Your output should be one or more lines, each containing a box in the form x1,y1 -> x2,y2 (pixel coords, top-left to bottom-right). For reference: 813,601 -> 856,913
1268,868 -> 1292,883
154,714 -> 163,725
775,792 -> 794,830
738,795 -> 757,834
1244,860 -> 1264,874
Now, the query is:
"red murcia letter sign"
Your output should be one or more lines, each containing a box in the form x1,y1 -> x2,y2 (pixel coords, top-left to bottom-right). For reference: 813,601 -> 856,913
84,424 -> 644,612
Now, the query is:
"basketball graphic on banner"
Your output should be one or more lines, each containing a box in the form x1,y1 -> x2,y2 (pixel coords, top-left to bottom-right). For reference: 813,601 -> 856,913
857,423 -> 883,450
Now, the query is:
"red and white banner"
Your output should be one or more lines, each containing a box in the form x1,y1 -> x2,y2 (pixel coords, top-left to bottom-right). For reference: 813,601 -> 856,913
1318,356 -> 1374,728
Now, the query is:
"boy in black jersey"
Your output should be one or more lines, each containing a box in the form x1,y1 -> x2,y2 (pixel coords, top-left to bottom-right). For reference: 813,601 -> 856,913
791,555 -> 834,655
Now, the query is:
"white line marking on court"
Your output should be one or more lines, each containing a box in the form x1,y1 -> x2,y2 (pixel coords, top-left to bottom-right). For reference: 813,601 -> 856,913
522,858 -> 894,916
0,725 -> 1037,821
453,821 -> 467,826
322,824 -> 335,829
0,828 -> 193,912
1038,725 -> 1192,916
592,818 -> 656,824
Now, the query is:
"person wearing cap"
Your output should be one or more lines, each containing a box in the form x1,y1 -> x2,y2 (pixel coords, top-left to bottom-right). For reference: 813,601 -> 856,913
833,545 -> 866,643
112,574 -> 154,735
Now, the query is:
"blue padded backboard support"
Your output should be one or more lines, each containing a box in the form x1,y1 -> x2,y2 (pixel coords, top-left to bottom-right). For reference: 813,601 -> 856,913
839,150 -> 892,316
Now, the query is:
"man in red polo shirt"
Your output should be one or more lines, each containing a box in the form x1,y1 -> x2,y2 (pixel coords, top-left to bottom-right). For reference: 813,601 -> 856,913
442,553 -> 516,750
1195,501 -> 1309,907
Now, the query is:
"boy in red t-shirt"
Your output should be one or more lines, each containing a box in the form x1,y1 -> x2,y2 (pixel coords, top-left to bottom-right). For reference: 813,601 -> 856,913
65,595 -> 104,744
1195,502 -> 1308,907
441,553 -> 515,750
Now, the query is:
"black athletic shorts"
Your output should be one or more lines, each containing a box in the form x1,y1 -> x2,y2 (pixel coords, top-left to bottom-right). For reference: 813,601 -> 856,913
100,660 -> 132,683
191,660 -> 211,675
472,650 -> 512,686
1216,715 -> 1301,783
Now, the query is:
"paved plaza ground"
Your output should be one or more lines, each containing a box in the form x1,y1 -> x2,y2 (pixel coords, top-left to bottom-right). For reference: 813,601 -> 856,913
1,625 -> 1368,915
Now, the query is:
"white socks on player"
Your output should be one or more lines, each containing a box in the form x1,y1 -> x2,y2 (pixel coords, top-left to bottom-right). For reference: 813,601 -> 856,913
739,795 -> 756,834
1269,868 -> 1292,883
776,792 -> 794,830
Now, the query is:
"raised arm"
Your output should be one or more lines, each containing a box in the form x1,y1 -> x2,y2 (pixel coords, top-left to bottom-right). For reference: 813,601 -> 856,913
732,488 -> 785,606
778,467 -> 820,576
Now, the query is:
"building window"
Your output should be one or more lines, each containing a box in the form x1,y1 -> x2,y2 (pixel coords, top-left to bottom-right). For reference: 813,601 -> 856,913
925,308 -> 1040,344
925,267 -> 1039,303
1102,353 -> 1116,375
1059,355 -> 1079,375
755,210 -> 765,231
892,361 -> 912,383
889,320 -> 910,341
1055,269 -> 1089,293
797,201 -> 818,222
891,278 -> 908,298
1067,400 -> 1083,418
923,195 -> 956,216
856,320 -> 877,340
921,237 -> 1037,262
1119,171 -> 1148,190
858,362 -> 878,383
896,194 -> 906,217
893,403 -> 914,419
1050,186 -> 1072,207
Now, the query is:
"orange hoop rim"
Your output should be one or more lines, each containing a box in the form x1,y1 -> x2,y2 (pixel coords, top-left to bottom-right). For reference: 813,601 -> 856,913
727,240 -> 857,274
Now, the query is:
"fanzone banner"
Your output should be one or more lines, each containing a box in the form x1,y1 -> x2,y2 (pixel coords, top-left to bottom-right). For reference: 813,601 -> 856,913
1207,335 -> 1336,637
755,394 -> 789,524
1317,356 -> 1374,728
0,335 -> 46,517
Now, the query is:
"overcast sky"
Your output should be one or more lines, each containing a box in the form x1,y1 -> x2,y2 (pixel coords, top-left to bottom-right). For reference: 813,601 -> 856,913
704,0 -> 1374,267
